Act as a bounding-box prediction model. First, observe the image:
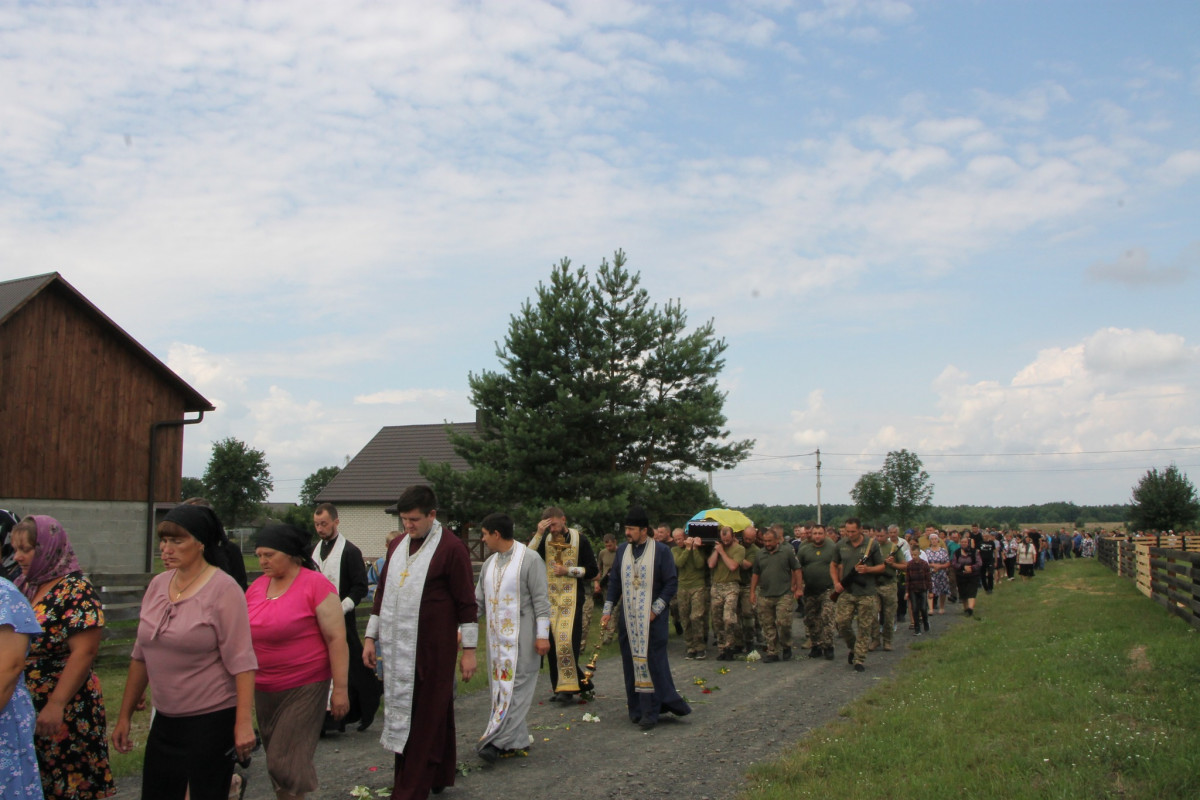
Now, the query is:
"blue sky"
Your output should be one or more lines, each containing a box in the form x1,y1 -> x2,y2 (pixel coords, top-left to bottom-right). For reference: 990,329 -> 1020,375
3,1 -> 1198,510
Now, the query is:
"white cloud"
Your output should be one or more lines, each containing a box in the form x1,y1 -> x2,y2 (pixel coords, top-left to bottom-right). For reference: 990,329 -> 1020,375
355,389 -> 456,405
1082,328 -> 1197,374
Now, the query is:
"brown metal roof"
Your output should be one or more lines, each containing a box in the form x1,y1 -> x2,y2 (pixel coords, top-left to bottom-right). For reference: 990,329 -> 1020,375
0,272 -> 214,412
315,422 -> 477,504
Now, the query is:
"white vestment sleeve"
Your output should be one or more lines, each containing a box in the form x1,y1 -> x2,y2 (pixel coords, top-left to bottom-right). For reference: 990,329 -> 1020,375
365,613 -> 380,640
460,622 -> 479,649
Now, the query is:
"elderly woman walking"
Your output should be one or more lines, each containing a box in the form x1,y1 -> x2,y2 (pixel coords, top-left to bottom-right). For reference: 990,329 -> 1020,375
924,533 -> 952,616
11,515 -> 115,799
247,524 -> 349,800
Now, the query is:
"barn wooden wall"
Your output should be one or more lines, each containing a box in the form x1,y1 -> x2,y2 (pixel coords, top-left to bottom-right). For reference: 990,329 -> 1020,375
0,285 -> 187,502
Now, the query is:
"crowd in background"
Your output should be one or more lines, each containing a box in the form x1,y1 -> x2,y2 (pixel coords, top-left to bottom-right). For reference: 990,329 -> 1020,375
0,503 -> 1108,800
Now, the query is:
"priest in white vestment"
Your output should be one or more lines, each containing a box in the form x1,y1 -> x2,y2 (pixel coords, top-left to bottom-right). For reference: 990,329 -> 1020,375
475,512 -> 552,763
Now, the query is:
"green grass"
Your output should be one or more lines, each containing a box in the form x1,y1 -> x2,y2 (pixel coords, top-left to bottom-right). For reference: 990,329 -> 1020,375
95,662 -> 149,778
742,559 -> 1200,800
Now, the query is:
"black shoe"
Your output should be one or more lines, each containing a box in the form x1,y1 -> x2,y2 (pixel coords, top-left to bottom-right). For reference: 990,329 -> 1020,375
847,650 -> 855,665
781,648 -> 792,661
824,647 -> 835,660
923,621 -> 930,632
685,651 -> 696,660
662,699 -> 692,717
639,718 -> 658,730
854,663 -> 865,672
694,650 -> 706,660
479,744 -> 501,764
629,713 -> 641,724
762,654 -> 780,663
913,628 -> 921,636
809,647 -> 822,659
433,788 -> 445,795
716,650 -> 732,661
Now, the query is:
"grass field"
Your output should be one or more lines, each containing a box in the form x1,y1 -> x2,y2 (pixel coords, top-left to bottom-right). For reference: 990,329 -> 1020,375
741,558 -> 1200,800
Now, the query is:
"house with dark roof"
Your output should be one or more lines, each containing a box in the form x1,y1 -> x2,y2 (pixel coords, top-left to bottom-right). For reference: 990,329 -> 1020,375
315,421 -> 477,558
0,272 -> 213,572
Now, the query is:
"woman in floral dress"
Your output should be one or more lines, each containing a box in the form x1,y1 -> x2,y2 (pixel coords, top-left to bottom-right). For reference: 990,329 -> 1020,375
924,533 -> 952,616
1,573 -> 44,798
12,515 -> 115,799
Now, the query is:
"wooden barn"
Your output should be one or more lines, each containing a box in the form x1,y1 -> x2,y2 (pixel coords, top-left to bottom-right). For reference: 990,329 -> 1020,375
0,272 -> 213,572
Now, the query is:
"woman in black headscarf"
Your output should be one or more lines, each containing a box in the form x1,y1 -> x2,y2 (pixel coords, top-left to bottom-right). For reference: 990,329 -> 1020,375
111,504 -> 258,800
246,524 -> 349,800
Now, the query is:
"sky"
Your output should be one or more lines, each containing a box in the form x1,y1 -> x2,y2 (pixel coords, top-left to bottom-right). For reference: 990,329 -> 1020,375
3,0 -> 1198,511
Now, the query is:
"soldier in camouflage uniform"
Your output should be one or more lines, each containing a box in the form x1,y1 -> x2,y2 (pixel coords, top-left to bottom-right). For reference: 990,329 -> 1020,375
797,524 -> 836,659
831,518 -> 886,672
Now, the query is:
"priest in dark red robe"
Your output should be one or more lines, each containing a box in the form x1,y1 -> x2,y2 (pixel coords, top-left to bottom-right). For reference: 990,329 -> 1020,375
364,485 -> 478,800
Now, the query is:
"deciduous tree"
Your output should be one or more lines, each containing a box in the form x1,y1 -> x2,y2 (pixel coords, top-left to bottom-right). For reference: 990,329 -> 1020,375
881,449 -> 934,528
202,437 -> 273,527
850,471 -> 894,525
1129,465 -> 1199,532
300,465 -> 342,508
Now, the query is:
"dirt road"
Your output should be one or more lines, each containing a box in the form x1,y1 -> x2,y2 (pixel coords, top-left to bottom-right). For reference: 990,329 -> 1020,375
112,610 -> 961,800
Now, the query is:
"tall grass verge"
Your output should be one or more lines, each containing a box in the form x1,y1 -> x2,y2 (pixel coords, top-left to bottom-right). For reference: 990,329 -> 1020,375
743,559 -> 1200,800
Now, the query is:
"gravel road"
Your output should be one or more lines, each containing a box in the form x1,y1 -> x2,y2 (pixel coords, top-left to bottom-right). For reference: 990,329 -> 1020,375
112,610 -> 962,800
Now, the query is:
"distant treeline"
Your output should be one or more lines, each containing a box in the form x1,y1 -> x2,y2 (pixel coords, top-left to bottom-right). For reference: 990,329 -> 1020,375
736,501 -> 1130,531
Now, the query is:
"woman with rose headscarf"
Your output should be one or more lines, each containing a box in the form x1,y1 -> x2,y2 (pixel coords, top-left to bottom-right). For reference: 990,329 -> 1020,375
111,503 -> 257,800
11,515 -> 115,799
247,524 -> 349,800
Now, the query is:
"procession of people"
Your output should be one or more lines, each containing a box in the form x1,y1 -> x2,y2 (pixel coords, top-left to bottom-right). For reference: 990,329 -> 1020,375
0,493 -> 1104,800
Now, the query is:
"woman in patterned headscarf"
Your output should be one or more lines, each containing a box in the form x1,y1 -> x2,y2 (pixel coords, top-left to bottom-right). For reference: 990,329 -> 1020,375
10,515 -> 115,799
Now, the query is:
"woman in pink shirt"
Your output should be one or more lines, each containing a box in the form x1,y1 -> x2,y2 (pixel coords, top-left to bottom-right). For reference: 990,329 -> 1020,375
247,524 -> 349,800
111,504 -> 258,800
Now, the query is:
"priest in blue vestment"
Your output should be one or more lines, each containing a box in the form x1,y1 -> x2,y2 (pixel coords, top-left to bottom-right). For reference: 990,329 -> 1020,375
602,506 -> 692,729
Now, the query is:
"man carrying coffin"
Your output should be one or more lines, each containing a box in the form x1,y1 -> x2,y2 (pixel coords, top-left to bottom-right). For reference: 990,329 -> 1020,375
312,502 -> 382,732
475,512 -> 551,764
528,507 -> 599,703
602,506 -> 691,730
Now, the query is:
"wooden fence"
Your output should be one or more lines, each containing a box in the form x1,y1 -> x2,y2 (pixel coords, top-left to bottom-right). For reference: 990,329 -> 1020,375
1097,534 -> 1200,631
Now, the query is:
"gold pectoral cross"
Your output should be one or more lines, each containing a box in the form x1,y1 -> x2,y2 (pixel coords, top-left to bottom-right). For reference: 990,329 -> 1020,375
632,571 -> 644,591
397,569 -> 410,587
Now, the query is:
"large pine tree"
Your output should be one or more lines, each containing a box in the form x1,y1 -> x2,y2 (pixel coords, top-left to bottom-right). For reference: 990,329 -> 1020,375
424,251 -> 752,536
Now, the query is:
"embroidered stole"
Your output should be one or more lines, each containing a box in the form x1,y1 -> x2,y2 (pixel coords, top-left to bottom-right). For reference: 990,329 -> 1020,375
544,527 -> 581,692
620,541 -> 656,693
480,542 -> 525,743
378,522 -> 443,753
312,535 -> 346,593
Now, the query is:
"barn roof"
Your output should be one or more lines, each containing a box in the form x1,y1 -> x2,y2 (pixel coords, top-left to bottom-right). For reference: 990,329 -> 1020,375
316,421 -> 477,504
0,272 -> 214,412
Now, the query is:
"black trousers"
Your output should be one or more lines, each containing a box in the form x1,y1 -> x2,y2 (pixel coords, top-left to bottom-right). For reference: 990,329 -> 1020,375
142,707 -> 236,800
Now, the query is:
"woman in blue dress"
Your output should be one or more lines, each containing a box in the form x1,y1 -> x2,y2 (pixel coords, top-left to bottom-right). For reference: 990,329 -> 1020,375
1,573 -> 44,799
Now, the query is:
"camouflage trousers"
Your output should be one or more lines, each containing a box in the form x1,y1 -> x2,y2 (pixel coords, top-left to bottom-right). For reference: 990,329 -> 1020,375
835,592 -> 880,666
581,592 -> 595,653
756,594 -> 795,656
872,584 -> 898,649
600,598 -> 620,645
802,588 -> 837,650
676,586 -> 708,653
710,582 -> 741,650
739,585 -> 759,649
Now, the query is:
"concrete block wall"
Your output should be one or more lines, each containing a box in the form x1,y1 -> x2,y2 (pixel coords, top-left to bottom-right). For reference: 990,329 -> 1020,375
0,498 -> 148,573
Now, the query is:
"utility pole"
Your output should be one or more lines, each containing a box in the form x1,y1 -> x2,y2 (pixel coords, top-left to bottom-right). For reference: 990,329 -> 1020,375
815,448 -> 823,525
